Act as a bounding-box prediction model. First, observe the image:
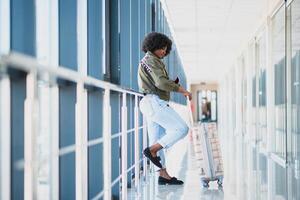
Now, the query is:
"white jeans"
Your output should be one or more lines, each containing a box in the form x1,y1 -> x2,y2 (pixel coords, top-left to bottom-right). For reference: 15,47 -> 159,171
139,94 -> 189,169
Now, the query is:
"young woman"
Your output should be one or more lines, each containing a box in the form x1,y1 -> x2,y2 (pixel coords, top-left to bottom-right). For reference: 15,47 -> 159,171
138,32 -> 192,185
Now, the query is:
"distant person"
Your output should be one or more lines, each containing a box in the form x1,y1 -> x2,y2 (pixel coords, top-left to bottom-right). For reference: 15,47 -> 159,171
138,32 -> 192,185
206,101 -> 211,120
201,98 -> 211,121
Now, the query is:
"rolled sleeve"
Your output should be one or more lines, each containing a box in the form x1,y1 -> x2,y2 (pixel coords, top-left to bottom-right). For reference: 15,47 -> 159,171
156,77 -> 180,92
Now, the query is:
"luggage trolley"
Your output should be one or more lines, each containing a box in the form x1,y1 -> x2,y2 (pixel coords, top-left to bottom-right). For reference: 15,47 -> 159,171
192,122 -> 224,188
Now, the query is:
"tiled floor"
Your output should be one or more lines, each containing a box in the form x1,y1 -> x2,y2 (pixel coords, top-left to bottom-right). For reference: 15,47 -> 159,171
127,137 -> 237,200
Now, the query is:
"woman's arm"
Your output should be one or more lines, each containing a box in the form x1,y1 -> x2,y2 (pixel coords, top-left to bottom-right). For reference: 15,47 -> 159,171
143,58 -> 192,100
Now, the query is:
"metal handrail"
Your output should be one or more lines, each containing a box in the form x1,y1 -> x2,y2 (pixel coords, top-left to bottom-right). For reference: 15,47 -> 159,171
0,52 -> 143,97
187,97 -> 194,127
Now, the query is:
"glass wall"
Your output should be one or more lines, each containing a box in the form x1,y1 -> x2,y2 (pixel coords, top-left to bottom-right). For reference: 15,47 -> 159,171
220,1 -> 300,199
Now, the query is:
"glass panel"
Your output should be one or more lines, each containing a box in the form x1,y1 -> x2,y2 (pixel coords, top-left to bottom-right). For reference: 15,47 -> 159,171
274,161 -> 287,199
248,42 -> 256,141
207,90 -> 212,101
109,0 -> 120,84
257,33 -> 267,150
256,32 -> 268,200
272,5 -> 286,159
290,0 -> 300,199
10,74 -> 27,200
10,0 -> 36,197
131,0 -> 139,91
197,90 -> 217,122
258,153 -> 268,200
252,76 -> 257,141
201,91 -> 210,122
58,1 -> 78,198
232,69 -> 236,132
269,5 -> 288,200
120,0 -> 131,88
59,0 -> 77,71
211,91 -> 217,121
241,56 -> 247,136
88,0 -> 104,80
87,89 -> 104,199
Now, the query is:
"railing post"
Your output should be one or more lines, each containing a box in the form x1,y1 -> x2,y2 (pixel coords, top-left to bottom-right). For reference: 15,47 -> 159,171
75,82 -> 87,200
134,95 -> 140,189
0,0 -> 10,198
82,86 -> 88,200
121,93 -> 127,200
0,71 -> 11,200
77,0 -> 88,197
24,71 -> 38,200
49,83 -> 59,200
142,115 -> 148,181
103,88 -> 111,200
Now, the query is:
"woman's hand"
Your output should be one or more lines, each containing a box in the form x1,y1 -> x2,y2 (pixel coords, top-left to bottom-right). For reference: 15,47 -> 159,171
184,91 -> 192,101
178,86 -> 192,100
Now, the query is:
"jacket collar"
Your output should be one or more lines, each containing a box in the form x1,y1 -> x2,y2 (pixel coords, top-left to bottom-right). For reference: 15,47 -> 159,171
146,51 -> 165,65
147,51 -> 161,60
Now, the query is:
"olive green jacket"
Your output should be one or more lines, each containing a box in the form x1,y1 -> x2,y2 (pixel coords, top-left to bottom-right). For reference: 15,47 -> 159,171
138,51 -> 180,101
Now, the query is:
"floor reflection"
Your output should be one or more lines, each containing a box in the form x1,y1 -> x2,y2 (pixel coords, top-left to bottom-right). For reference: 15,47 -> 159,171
200,188 -> 224,200
156,185 -> 184,199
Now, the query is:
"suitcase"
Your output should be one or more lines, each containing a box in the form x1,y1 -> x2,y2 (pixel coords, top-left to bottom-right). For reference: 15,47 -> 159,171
192,122 -> 224,188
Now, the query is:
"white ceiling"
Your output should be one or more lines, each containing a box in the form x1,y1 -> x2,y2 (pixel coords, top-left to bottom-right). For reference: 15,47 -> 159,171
162,0 -> 270,84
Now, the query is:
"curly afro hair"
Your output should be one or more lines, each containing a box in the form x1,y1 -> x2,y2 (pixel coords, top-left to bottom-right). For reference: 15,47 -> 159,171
142,32 -> 172,56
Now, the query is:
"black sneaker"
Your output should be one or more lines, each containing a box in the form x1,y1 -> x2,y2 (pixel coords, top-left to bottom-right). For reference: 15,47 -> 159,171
143,147 -> 162,168
158,176 -> 184,185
